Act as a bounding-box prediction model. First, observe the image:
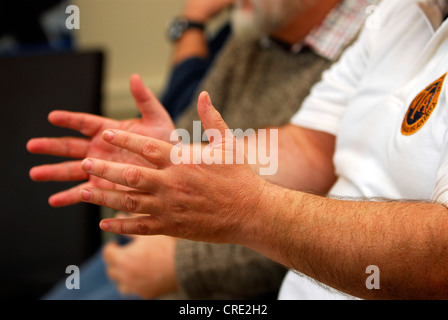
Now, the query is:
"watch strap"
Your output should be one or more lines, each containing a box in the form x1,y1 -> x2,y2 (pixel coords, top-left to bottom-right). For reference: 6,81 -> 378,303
168,17 -> 205,42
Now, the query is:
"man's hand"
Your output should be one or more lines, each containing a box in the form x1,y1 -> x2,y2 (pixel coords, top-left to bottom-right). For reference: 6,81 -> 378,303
103,234 -> 178,299
78,92 -> 271,244
27,74 -> 176,207
183,0 -> 236,23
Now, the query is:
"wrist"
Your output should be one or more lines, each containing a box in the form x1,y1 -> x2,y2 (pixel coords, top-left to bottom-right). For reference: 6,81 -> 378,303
182,14 -> 208,25
260,187 -> 302,268
238,179 -> 297,257
182,8 -> 211,24
168,17 -> 205,43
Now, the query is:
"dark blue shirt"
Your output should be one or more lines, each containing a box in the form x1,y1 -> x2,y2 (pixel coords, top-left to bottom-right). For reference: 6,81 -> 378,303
160,24 -> 231,121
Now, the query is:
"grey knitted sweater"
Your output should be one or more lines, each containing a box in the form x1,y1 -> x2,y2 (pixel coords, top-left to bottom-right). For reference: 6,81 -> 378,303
176,36 -> 332,132
174,36 -> 333,300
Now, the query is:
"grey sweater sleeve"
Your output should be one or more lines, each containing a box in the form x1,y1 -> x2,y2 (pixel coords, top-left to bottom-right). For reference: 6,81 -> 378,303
174,239 -> 288,300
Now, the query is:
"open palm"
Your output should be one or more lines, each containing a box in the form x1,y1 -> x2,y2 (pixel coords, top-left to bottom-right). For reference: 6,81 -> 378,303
27,74 -> 175,207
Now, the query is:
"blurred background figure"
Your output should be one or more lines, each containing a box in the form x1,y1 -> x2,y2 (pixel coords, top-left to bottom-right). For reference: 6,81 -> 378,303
0,0 -> 74,54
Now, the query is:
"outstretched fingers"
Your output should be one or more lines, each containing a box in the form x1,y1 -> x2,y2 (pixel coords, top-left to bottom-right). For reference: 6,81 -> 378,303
99,215 -> 164,236
48,181 -> 91,207
196,91 -> 237,150
197,91 -> 230,138
130,74 -> 173,127
81,158 -> 162,192
30,160 -> 88,182
27,137 -> 91,159
80,188 -> 160,216
48,110 -> 116,137
101,129 -> 175,168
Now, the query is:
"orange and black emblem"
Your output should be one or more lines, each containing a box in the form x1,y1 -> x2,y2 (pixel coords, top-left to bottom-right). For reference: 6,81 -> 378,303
401,73 -> 446,136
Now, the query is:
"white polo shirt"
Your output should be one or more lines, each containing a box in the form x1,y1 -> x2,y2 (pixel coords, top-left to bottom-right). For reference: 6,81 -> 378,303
280,0 -> 448,299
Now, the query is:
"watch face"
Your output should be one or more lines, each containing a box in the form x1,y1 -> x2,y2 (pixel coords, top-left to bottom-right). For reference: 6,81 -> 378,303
169,18 -> 189,41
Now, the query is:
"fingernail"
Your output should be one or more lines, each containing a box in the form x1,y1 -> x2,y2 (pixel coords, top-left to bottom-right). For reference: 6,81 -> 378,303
82,159 -> 93,172
205,92 -> 212,107
80,188 -> 92,201
100,220 -> 111,231
103,130 -> 115,141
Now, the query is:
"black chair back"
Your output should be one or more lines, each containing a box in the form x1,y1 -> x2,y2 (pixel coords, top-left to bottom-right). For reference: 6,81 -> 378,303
0,50 -> 104,299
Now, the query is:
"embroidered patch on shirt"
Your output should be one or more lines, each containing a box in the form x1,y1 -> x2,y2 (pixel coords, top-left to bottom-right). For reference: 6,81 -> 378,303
401,73 -> 446,136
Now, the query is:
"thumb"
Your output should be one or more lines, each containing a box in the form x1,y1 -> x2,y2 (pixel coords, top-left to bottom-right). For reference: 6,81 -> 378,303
197,91 -> 232,144
130,74 -> 171,125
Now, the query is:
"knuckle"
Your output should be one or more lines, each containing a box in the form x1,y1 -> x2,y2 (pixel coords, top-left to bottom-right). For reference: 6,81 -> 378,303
171,202 -> 187,214
121,133 -> 130,148
141,140 -> 158,158
98,162 -> 108,177
121,219 -> 149,235
123,167 -> 141,188
134,221 -> 149,235
64,138 -> 72,157
97,191 -> 108,207
121,193 -> 138,213
172,178 -> 197,197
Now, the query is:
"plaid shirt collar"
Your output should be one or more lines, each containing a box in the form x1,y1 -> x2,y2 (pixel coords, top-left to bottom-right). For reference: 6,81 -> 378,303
304,0 -> 381,61
306,0 -> 448,61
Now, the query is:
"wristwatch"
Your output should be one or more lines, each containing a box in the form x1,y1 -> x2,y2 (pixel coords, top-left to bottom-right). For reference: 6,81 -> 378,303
167,17 -> 205,42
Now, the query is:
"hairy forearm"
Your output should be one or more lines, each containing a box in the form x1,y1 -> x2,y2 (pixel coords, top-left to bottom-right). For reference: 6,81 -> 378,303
247,186 -> 448,299
171,29 -> 208,65
73,98 -> 448,299
171,0 -> 235,65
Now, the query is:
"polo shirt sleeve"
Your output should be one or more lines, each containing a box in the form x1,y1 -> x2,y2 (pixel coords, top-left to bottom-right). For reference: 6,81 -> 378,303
290,21 -> 372,136
432,161 -> 448,207
431,90 -> 448,206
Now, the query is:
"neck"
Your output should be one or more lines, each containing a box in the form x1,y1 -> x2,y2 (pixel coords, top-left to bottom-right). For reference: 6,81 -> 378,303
270,0 -> 341,45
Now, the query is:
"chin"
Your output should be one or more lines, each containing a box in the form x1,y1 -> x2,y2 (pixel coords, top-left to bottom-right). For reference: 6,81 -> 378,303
230,8 -> 264,41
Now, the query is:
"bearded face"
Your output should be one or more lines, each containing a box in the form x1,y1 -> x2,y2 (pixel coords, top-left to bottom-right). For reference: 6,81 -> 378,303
230,0 -> 312,40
